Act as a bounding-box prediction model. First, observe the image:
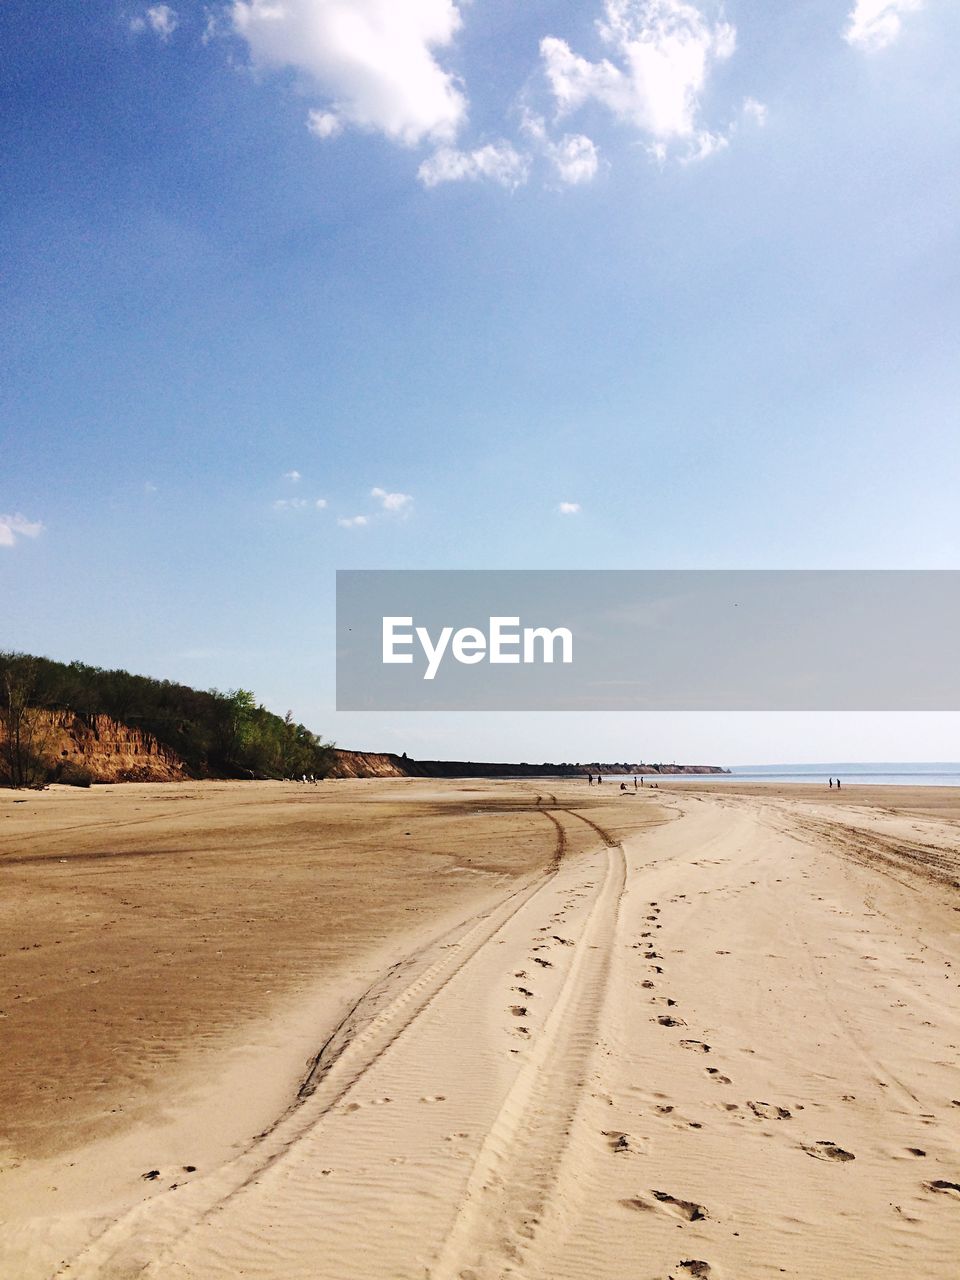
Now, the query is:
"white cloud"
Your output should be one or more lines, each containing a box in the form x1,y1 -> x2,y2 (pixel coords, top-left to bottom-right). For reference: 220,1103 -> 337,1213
522,113 -> 599,185
232,0 -> 467,146
315,497 -> 328,509
558,501 -> 581,515
283,469 -> 301,481
338,514 -> 369,528
679,127 -> 728,163
0,513 -> 44,548
551,132 -> 600,184
540,0 -> 736,159
418,141 -> 529,188
371,486 -> 413,512
131,5 -> 179,40
845,0 -> 924,51
273,497 -> 309,510
742,96 -> 767,125
307,109 -> 343,140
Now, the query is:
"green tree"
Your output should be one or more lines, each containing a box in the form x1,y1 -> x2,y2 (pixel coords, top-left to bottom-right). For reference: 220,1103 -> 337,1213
0,655 -> 51,788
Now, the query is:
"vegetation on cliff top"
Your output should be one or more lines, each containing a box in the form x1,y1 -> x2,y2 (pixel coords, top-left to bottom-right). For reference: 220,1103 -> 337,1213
0,651 -> 333,787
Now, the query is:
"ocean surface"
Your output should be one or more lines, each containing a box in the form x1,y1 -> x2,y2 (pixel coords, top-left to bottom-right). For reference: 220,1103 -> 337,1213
679,763 -> 960,787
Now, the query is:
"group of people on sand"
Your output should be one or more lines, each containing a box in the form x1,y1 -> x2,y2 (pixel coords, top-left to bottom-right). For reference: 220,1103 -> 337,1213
587,773 -> 657,791
828,776 -> 841,789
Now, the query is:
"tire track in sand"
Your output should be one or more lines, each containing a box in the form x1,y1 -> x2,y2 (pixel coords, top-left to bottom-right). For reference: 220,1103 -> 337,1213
55,801 -> 577,1279
431,811 -> 628,1280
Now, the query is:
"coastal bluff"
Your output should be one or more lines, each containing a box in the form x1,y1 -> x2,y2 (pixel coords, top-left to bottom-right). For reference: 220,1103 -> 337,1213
0,710 -> 185,784
327,750 -> 728,779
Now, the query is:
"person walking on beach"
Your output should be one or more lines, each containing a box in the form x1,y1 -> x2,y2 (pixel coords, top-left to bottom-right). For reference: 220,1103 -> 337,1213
836,777 -> 841,789
634,776 -> 638,790
829,777 -> 833,788
597,774 -> 602,785
588,773 -> 593,785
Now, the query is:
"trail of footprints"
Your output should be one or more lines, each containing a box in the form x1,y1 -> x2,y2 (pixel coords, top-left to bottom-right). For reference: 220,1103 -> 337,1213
594,881 -> 960,1278
606,893 -> 878,1279
506,876 -> 596,1046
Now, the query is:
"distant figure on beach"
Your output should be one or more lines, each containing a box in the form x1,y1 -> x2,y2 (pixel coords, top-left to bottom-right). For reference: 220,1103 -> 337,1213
620,781 -> 626,791
597,774 -> 602,785
588,773 -> 593,785
836,777 -> 841,789
634,777 -> 638,790
640,776 -> 644,786
829,777 -> 833,788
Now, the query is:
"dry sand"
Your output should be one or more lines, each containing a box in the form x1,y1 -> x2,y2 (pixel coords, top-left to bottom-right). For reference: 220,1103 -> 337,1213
1,778 -> 958,1278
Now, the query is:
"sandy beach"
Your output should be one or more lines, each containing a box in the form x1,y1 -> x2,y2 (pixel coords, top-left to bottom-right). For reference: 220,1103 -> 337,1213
2,778 -> 958,1279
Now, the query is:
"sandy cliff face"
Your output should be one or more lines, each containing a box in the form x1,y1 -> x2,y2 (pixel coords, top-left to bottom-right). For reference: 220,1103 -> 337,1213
326,750 -> 418,779
325,750 -> 727,780
1,710 -> 187,783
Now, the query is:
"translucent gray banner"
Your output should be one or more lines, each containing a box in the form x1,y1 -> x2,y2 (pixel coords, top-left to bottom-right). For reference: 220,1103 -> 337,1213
336,571 -> 960,711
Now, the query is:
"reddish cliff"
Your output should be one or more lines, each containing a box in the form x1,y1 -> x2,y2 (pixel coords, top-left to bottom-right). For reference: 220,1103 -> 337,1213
325,750 -> 727,780
1,711 -> 187,784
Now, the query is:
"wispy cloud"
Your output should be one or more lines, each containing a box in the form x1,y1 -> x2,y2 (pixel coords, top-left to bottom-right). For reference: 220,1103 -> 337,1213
315,497 -> 328,509
307,110 -> 343,141
0,513 -> 44,548
522,113 -> 600,185
283,469 -> 302,481
338,514 -> 369,528
418,142 -> 529,189
558,501 -> 582,515
844,0 -> 923,52
371,486 -> 413,513
130,4 -> 179,41
232,0 -> 466,147
540,0 -> 737,163
742,96 -> 767,126
273,498 -> 309,511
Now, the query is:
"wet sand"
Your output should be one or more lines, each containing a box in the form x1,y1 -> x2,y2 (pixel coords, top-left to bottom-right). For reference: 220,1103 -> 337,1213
1,779 -> 958,1277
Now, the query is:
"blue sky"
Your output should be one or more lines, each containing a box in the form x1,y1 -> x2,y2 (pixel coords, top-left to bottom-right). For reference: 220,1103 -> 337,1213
2,0 -> 959,764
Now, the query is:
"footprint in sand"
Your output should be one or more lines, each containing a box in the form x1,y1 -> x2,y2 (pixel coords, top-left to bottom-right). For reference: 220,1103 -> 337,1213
680,1039 -> 711,1053
533,957 -> 553,968
658,1016 -> 686,1028
650,1190 -> 709,1221
511,1005 -> 528,1017
747,1101 -> 791,1120
678,1262 -> 713,1278
925,1179 -> 960,1197
419,1095 -> 446,1103
603,1131 -> 631,1152
705,1068 -> 732,1084
801,1141 -> 855,1162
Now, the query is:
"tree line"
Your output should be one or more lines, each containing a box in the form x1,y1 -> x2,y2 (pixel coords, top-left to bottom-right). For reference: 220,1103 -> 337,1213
0,651 -> 334,787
